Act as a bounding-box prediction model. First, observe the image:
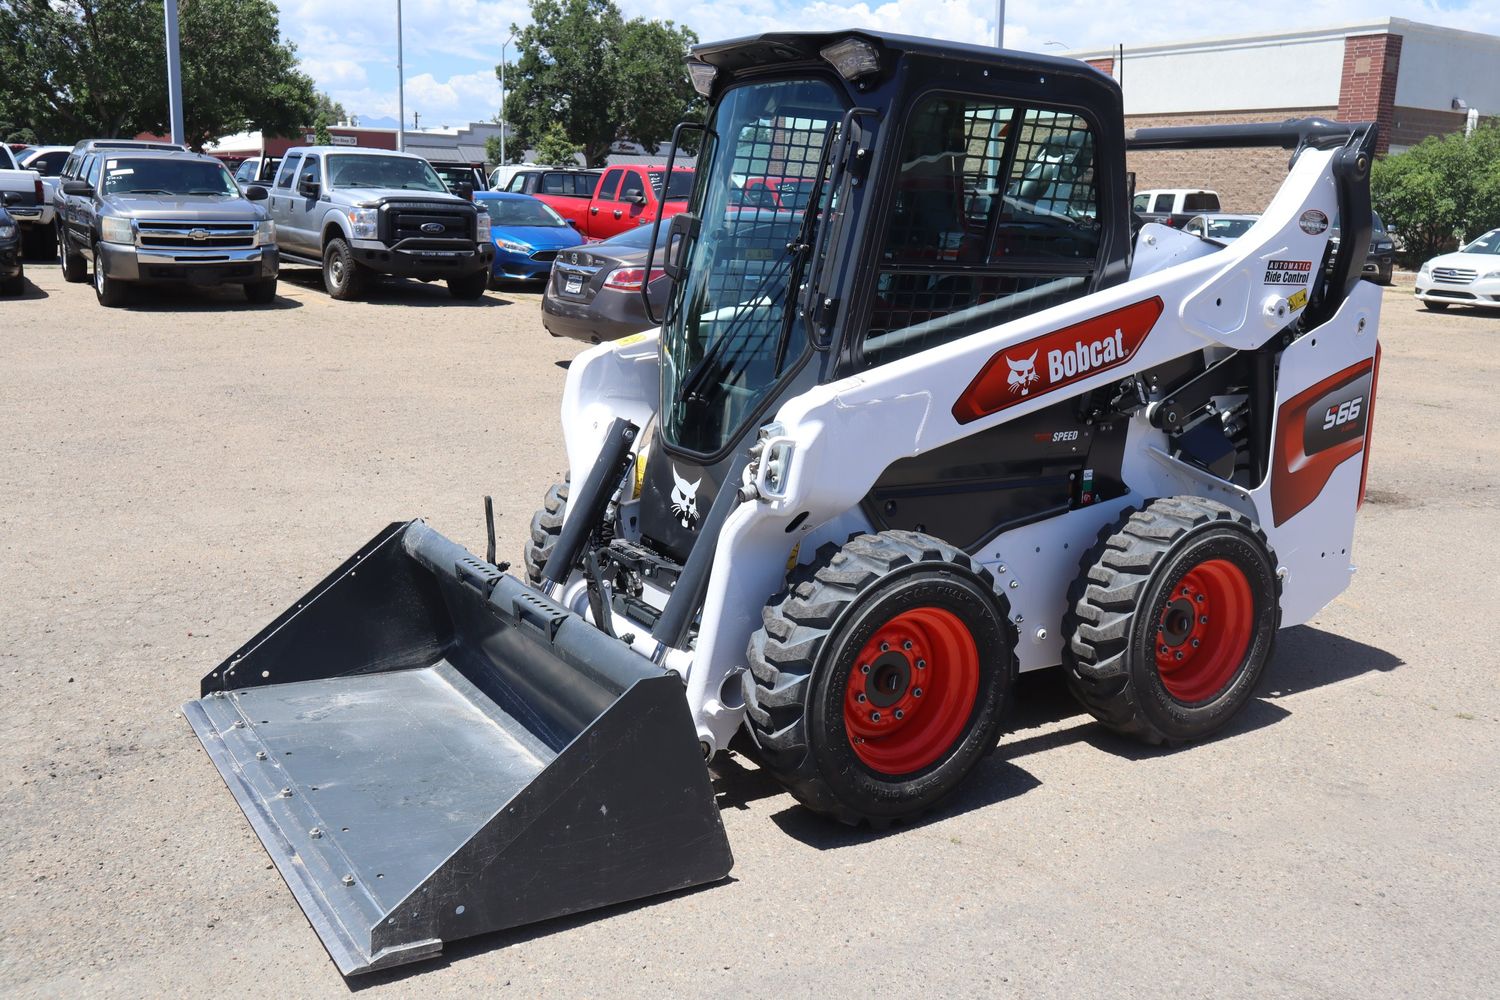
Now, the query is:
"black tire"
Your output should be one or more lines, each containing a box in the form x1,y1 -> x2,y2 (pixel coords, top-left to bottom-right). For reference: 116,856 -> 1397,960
61,229 -> 88,283
1421,300 -> 1449,312
745,531 -> 1015,826
523,480 -> 569,585
323,237 -> 367,300
93,244 -> 128,307
447,269 -> 489,299
1062,496 -> 1281,746
1377,265 -> 1393,286
244,278 -> 278,304
22,224 -> 56,261
1,271 -> 23,296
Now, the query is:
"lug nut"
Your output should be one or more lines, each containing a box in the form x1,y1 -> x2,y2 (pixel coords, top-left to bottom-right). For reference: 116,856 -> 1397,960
880,642 -> 890,652
861,663 -> 870,674
857,693 -> 867,703
903,641 -> 913,651
894,709 -> 905,720
870,711 -> 881,722
1161,645 -> 1170,654
1175,651 -> 1184,660
1199,615 -> 1209,624
341,874 -> 355,887
916,659 -> 926,669
1196,594 -> 1205,603
255,750 -> 267,761
1191,639 -> 1200,648
913,688 -> 923,698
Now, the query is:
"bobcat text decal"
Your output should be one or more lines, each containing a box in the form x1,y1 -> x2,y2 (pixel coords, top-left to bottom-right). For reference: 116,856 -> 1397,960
952,297 -> 1164,424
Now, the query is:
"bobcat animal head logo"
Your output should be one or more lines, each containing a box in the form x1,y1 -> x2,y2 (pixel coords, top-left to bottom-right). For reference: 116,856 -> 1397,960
1006,350 -> 1040,396
670,466 -> 701,529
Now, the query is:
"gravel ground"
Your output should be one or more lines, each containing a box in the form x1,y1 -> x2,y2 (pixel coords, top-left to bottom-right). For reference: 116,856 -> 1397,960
1,264 -> 1496,999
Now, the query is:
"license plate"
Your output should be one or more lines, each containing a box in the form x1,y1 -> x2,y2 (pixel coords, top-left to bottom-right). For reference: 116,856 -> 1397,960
565,276 -> 583,295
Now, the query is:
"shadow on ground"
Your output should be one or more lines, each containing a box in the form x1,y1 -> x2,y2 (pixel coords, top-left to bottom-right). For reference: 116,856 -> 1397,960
278,266 -> 502,307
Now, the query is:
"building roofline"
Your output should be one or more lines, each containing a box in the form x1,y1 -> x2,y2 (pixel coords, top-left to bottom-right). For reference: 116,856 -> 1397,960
1066,17 -> 1500,61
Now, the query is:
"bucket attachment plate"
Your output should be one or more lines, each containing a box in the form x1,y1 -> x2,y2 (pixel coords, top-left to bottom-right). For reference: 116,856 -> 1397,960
183,521 -> 732,976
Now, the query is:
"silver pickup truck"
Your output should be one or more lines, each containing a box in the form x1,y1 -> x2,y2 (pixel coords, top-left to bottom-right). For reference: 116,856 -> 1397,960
58,148 -> 278,307
267,146 -> 492,300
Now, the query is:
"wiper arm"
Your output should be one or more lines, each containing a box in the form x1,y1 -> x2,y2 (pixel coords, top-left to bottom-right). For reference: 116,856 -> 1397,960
125,188 -> 172,194
676,249 -> 797,403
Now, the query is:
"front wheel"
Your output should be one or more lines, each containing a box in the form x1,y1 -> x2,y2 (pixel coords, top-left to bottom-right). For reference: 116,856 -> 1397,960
745,531 -> 1015,826
323,237 -> 367,300
1421,299 -> 1449,311
61,228 -> 88,283
1062,496 -> 1281,745
93,245 -> 128,307
447,269 -> 489,299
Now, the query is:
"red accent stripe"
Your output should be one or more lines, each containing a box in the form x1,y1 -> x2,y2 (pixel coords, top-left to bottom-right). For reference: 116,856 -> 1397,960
952,297 -> 1164,425
1270,356 -> 1375,527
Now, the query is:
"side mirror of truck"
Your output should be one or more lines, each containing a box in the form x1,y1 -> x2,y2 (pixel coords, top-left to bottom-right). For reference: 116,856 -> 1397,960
298,173 -> 320,198
244,185 -> 269,202
1,191 -> 21,206
566,219 -> 578,228
62,179 -> 94,197
630,192 -> 648,207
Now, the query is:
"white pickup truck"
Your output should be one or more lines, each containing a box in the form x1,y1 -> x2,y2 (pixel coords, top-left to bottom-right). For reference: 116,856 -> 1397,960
0,144 -> 51,256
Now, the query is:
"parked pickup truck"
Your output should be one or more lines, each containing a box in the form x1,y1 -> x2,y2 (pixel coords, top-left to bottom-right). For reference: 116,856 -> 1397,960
57,148 -> 279,307
530,164 -> 694,241
267,146 -> 493,299
1133,188 -> 1221,228
0,144 -> 50,257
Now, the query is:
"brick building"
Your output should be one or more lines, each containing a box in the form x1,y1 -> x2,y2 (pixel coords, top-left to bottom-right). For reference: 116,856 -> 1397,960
1070,18 -> 1500,212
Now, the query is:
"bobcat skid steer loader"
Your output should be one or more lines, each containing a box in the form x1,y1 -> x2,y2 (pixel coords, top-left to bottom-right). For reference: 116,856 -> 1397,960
184,30 -> 1382,976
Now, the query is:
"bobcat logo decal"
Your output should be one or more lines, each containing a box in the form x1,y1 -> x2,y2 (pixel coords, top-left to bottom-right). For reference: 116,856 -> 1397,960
1006,350 -> 1040,396
670,466 -> 701,529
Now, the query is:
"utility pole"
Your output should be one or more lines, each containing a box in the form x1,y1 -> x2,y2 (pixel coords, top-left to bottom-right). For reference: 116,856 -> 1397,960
995,0 -> 1005,48
396,0 -> 405,151
500,31 -> 516,165
164,0 -> 185,144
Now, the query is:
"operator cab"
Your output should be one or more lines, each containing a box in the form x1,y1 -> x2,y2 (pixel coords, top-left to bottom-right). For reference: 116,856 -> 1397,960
634,31 -> 1130,565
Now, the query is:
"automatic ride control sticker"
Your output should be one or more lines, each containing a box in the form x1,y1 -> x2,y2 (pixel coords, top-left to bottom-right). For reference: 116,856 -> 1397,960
1265,259 -> 1313,286
952,297 -> 1163,424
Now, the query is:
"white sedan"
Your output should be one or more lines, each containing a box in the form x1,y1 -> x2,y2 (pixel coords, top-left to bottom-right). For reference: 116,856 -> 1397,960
1415,229 -> 1500,311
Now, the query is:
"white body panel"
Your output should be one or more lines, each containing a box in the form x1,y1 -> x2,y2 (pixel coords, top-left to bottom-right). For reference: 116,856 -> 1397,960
554,145 -> 1378,754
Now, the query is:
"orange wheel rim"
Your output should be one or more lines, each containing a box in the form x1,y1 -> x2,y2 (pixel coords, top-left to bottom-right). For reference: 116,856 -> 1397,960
843,606 -> 980,775
1154,558 -> 1253,703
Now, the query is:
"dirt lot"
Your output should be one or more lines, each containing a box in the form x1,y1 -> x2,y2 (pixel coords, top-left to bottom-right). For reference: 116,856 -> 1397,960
2,264 -> 1497,999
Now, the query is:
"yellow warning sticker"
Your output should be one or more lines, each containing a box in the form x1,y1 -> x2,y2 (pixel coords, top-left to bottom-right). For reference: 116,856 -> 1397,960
615,333 -> 650,347
1288,287 -> 1308,312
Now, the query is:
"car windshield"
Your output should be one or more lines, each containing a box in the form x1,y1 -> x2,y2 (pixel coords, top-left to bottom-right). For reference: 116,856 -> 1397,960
1460,229 -> 1500,254
102,158 -> 237,196
659,77 -> 843,455
483,198 -> 567,227
1204,217 -> 1256,239
328,154 -> 446,191
649,170 -> 696,201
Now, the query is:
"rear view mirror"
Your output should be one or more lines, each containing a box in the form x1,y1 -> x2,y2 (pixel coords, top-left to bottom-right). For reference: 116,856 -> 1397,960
62,179 -> 93,197
298,173 -> 319,198
244,185 -> 269,202
630,193 -> 648,207
1,191 -> 20,206
567,219 -> 578,228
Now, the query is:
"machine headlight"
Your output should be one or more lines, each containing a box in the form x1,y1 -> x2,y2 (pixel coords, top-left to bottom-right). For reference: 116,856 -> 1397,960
1419,260 -> 1432,275
494,237 -> 532,254
346,207 -> 378,239
0,222 -> 15,240
101,216 -> 133,244
475,212 -> 491,240
255,219 -> 276,246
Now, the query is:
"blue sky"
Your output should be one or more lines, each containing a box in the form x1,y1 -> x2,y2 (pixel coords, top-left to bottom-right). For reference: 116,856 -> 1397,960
276,0 -> 1500,129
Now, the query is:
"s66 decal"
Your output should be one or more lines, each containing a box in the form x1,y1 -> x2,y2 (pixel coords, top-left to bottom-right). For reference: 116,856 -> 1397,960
953,298 -> 1163,424
1272,358 -> 1376,526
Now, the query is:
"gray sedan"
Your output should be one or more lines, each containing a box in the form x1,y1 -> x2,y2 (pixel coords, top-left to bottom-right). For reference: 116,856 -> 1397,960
542,225 -> 670,343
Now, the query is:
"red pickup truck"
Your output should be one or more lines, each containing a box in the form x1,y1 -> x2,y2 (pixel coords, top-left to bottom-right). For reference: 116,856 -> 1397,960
535,165 -> 694,241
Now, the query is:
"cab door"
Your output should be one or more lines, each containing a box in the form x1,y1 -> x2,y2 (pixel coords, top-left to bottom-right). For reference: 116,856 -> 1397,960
268,154 -> 302,254
286,154 -> 321,256
585,169 -> 623,239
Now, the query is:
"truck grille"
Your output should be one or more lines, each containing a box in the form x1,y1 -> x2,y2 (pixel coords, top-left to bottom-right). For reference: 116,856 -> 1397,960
1432,267 -> 1476,284
136,221 -> 257,250
386,204 -> 474,243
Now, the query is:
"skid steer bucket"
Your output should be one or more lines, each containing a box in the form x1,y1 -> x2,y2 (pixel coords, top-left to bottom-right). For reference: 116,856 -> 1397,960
182,520 -> 732,976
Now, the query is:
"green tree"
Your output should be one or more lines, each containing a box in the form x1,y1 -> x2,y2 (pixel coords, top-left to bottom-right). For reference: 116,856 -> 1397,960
313,91 -> 347,127
485,134 -> 504,167
533,122 -> 583,165
1373,122 -> 1500,263
500,0 -> 699,167
0,0 -> 317,148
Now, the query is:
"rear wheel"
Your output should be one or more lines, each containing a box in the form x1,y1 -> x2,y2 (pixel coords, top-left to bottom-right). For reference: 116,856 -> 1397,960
1421,300 -> 1449,312
447,269 -> 489,299
244,278 -> 278,304
22,224 -> 56,261
1062,496 -> 1280,745
93,244 -> 127,307
745,531 -> 1014,826
523,480 -> 569,585
61,228 -> 88,283
323,238 -> 367,300
1,270 -> 23,296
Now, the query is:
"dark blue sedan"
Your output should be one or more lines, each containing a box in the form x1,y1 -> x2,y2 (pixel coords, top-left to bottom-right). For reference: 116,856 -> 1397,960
475,191 -> 584,283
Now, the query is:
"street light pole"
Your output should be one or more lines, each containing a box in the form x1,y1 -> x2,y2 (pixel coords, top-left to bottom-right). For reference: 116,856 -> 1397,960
995,0 -> 1005,48
164,0 -> 185,144
500,31 -> 516,165
396,0 -> 405,151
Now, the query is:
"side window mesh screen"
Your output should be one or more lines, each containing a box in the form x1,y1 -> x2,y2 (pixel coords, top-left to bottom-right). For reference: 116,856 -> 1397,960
862,100 -> 1100,370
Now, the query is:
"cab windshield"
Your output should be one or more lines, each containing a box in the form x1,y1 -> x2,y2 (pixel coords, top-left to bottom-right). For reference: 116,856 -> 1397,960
103,158 -> 237,197
328,154 -> 446,192
659,77 -> 844,455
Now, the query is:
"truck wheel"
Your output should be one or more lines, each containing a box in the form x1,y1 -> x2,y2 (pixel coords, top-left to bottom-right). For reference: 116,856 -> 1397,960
323,238 -> 367,300
1062,497 -> 1280,746
447,269 -> 489,299
92,244 -> 127,307
745,531 -> 1015,826
523,480 -> 569,585
244,278 -> 278,304
61,229 -> 88,283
